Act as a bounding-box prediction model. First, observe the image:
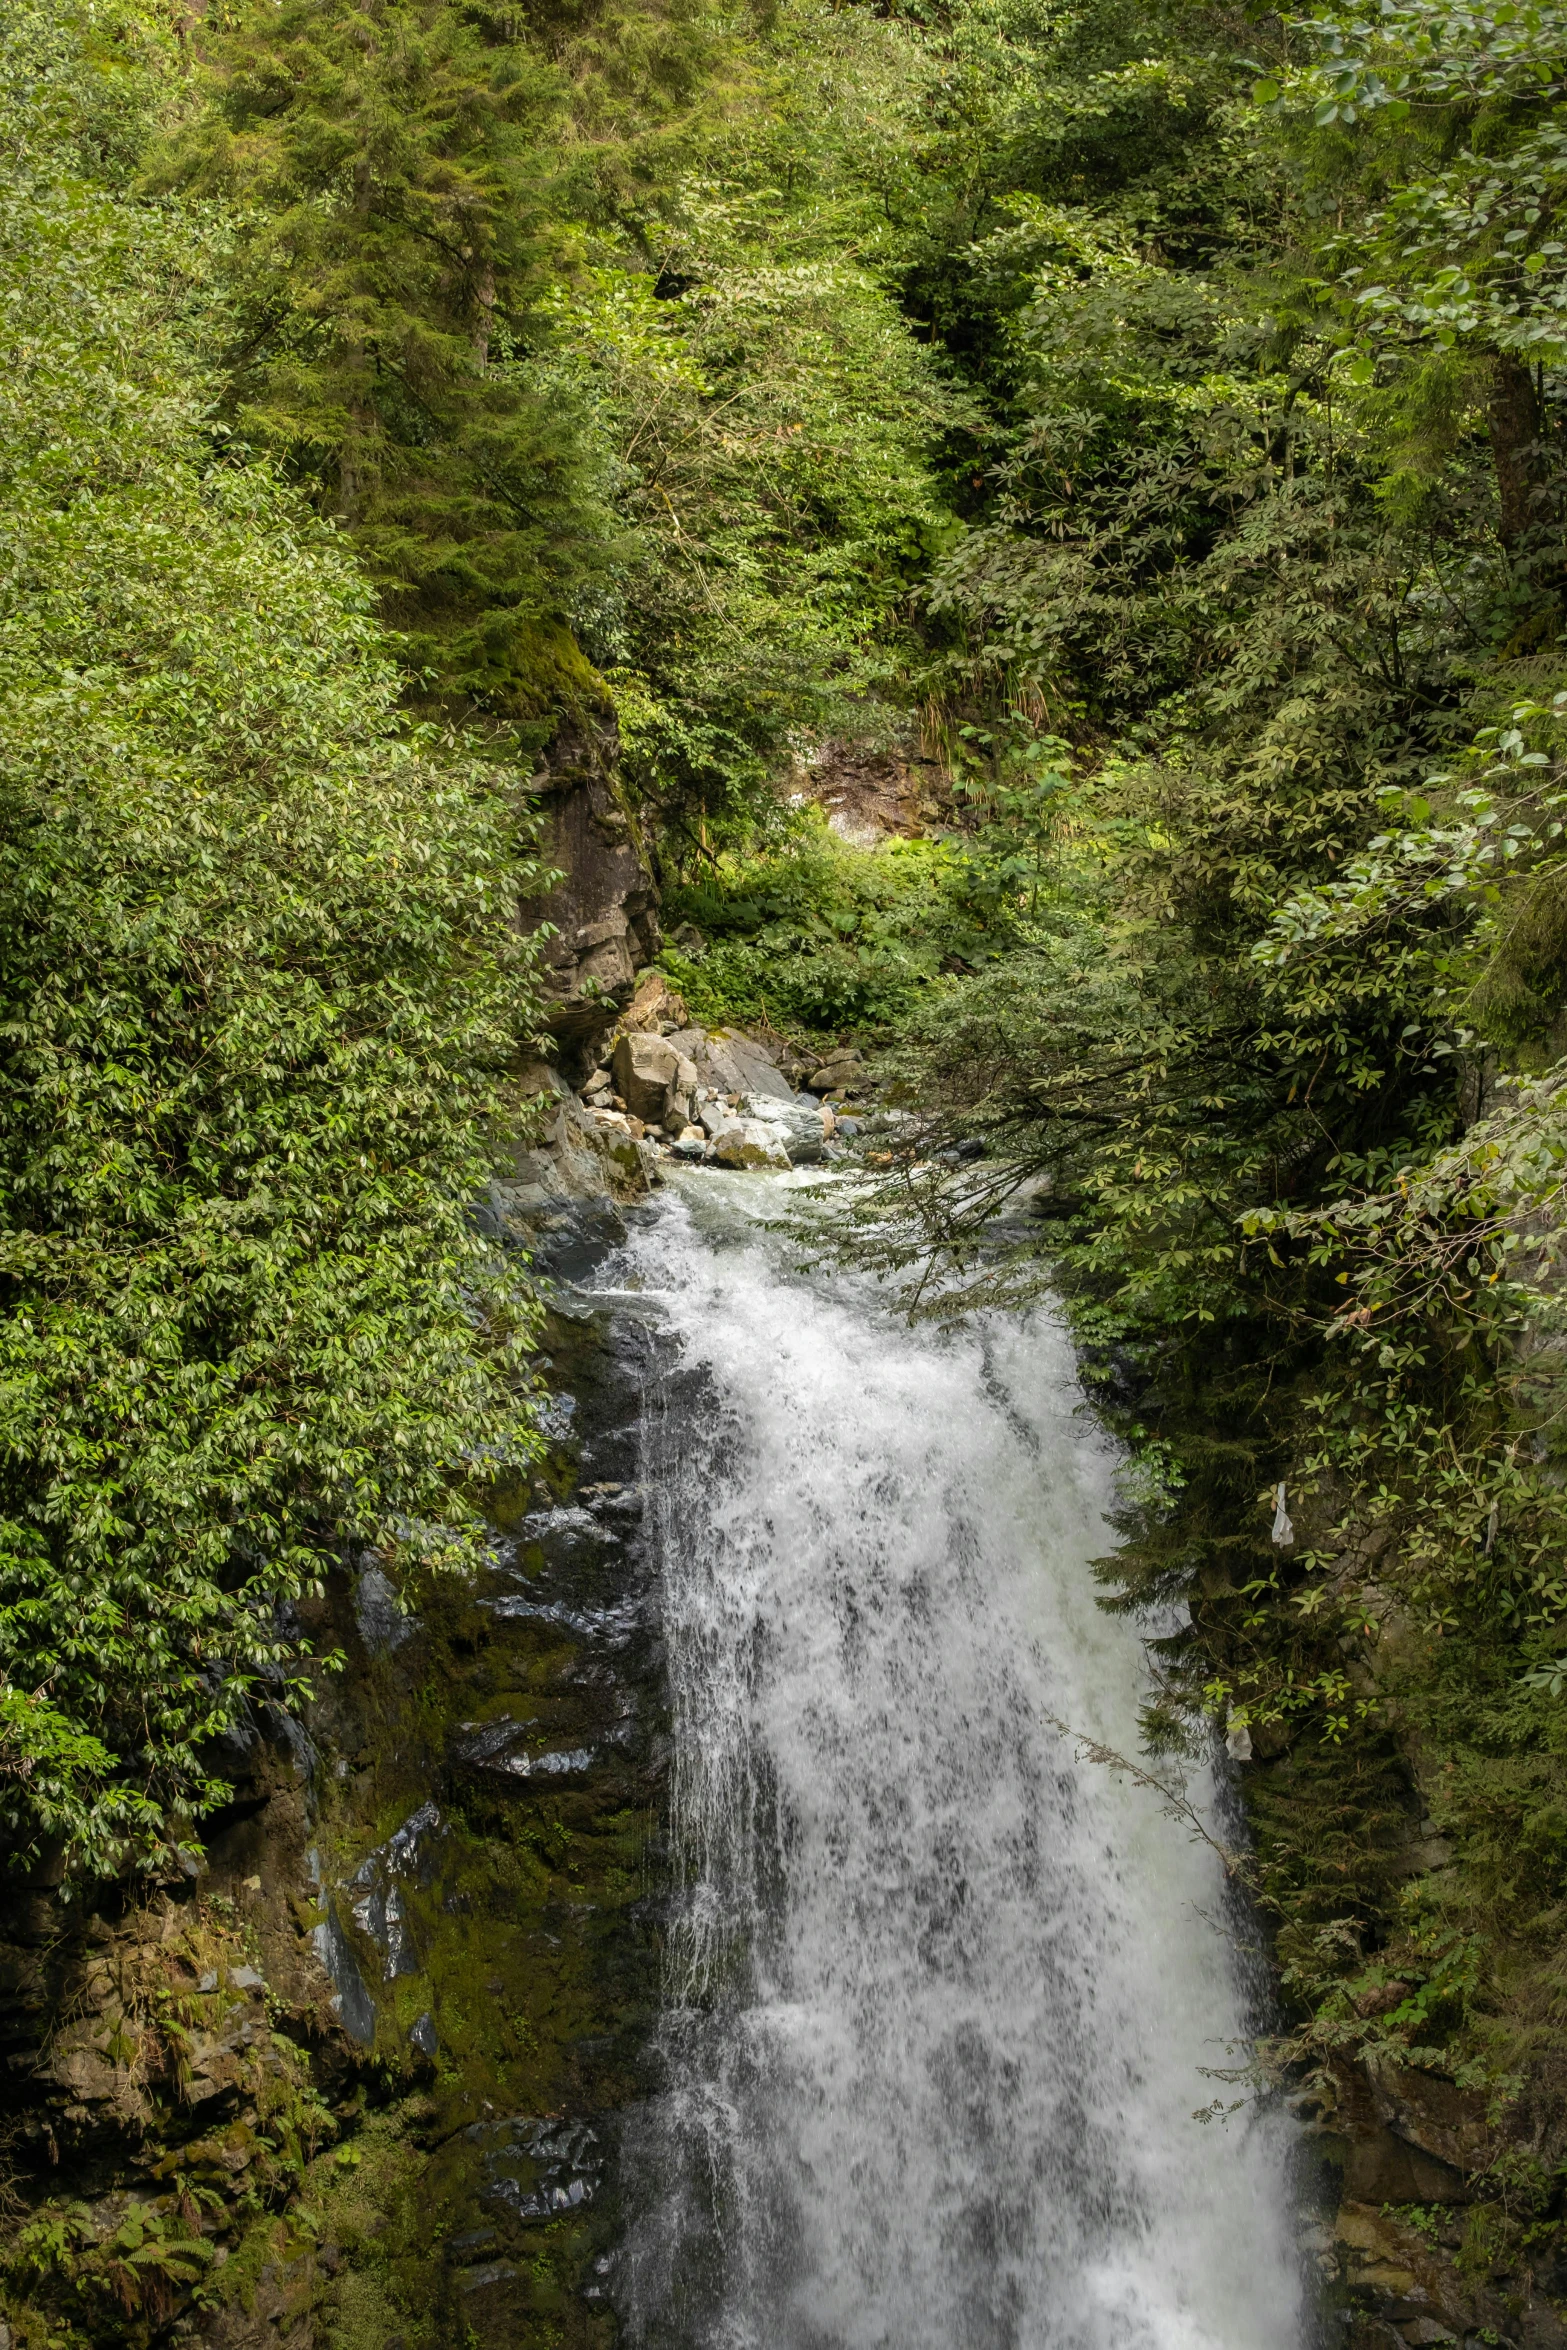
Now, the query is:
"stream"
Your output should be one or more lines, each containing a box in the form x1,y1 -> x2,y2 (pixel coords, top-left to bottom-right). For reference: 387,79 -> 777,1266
587,1168 -> 1308,2350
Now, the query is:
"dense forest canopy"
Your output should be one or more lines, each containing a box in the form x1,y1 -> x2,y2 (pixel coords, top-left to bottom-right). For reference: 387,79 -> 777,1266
8,0 -> 1567,2147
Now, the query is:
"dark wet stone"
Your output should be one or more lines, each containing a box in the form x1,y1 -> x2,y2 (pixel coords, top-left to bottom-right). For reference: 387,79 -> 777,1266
354,1562 -> 415,1656
310,1908 -> 377,2045
346,1801 -> 443,1979
536,1391 -> 578,1443
477,2114 -> 603,2225
495,1746 -> 596,1780
454,1718 -> 599,1782
349,1798 -> 441,1890
485,1591 -> 646,1647
529,1199 -> 629,1283
409,2011 -> 438,2057
349,1880 -> 419,1979
447,2228 -> 498,2260
457,2260 -> 519,2292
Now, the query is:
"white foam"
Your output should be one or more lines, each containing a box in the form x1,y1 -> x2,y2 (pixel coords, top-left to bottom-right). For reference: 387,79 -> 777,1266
612,1175 -> 1305,2350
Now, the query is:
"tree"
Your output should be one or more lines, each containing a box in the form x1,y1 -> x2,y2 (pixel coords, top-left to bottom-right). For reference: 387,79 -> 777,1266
0,0 -> 548,1880
1270,0 -> 1567,581
152,0 -> 622,740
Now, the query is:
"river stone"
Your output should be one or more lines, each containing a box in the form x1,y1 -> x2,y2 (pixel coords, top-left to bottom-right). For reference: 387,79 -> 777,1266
806,1052 -> 865,1093
711,1116 -> 791,1169
741,1093 -> 828,1163
697,1096 -> 794,1165
611,1031 -> 679,1122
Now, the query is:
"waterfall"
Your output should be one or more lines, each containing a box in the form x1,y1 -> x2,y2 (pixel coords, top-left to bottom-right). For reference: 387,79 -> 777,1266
602,1172 -> 1307,2350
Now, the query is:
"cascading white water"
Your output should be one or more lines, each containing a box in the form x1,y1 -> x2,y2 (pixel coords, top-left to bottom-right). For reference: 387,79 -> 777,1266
606,1171 -> 1307,2350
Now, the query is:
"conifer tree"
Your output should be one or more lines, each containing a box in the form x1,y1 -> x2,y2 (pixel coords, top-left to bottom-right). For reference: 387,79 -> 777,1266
156,0 -> 618,737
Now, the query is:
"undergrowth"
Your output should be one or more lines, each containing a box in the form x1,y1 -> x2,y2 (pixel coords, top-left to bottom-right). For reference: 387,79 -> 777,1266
655,811 -> 1011,1040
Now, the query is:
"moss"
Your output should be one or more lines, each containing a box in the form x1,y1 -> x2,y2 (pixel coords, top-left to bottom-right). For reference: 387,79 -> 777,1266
2,1286 -> 661,2350
436,615 -> 614,749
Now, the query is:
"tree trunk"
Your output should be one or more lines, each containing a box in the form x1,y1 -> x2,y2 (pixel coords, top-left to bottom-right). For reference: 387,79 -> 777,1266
473,260 -> 496,367
1489,350 -> 1543,554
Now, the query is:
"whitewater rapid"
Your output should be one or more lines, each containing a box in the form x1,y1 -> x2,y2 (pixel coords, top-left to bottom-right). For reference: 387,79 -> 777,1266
601,1171 -> 1306,2350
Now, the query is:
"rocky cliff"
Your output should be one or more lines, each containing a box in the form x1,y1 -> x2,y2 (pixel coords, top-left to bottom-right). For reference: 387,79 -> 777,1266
519,722 -> 661,1070
0,1219 -> 662,2350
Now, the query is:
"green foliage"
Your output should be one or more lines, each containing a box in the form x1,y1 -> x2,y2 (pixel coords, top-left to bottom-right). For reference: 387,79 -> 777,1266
136,0 -> 994,841
658,814 -> 996,1035
789,0 -> 1567,2100
0,0 -> 547,1883
558,259 -> 971,840
148,0 -> 625,739
1279,0 -> 1567,360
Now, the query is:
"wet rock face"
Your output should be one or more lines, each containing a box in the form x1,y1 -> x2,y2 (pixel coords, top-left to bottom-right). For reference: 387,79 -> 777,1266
473,2112 -> 604,2227
1332,2199 -> 1567,2349
0,1204 -> 667,2350
1303,2051 -> 1567,2349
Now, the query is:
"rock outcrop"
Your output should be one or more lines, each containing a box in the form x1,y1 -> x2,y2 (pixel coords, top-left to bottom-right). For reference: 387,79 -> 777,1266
0,1241 -> 665,2350
550,1013 -> 843,1180
1286,2004 -> 1567,2343
518,720 -> 660,1065
485,1065 -> 663,1222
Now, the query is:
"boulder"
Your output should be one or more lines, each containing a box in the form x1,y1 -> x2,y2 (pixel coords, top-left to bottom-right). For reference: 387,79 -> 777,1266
742,1093 -> 830,1164
620,970 -> 688,1034
612,1031 -> 679,1123
667,1025 -> 794,1101
710,1116 -> 791,1170
807,1051 -> 867,1095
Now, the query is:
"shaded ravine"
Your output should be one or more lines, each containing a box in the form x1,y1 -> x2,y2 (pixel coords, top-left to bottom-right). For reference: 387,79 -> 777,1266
604,1170 -> 1308,2350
